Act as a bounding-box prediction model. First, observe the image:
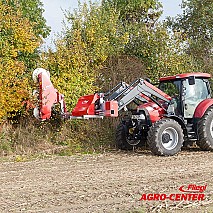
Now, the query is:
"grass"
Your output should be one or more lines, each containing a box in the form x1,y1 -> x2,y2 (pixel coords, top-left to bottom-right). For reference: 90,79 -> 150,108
0,117 -> 119,159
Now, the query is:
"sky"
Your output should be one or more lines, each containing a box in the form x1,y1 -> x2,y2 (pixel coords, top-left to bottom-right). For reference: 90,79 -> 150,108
41,0 -> 182,48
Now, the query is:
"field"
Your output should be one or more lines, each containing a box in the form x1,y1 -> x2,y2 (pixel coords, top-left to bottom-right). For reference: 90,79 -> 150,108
0,149 -> 213,212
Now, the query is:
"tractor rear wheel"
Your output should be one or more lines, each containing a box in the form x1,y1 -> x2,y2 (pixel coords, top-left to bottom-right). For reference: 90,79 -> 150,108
115,122 -> 141,150
197,107 -> 213,151
147,118 -> 184,156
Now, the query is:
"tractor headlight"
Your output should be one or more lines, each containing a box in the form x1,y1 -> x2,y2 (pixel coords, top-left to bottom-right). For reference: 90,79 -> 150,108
131,114 -> 146,120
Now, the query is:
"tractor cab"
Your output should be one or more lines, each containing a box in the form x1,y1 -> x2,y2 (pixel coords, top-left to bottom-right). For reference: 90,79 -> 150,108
159,73 -> 212,119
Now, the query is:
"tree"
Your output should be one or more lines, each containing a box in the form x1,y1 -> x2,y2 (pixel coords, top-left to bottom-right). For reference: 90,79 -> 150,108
42,2 -> 128,110
2,0 -> 50,38
18,0 -> 50,39
102,0 -> 162,26
125,23 -> 199,81
0,2 -> 40,121
1,0 -> 50,71
102,0 -> 197,81
167,0 -> 213,73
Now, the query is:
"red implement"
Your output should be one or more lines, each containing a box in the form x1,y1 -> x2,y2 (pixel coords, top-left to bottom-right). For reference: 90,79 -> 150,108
33,68 -> 66,120
72,94 -> 99,116
72,94 -> 118,117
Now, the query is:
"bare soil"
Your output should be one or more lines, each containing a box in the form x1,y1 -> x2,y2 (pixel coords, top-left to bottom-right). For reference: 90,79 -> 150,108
0,149 -> 213,213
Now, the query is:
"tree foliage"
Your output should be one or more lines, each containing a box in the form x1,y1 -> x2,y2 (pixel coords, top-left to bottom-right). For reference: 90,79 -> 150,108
1,0 -> 50,71
0,0 -> 210,123
125,23 -> 199,81
102,0 -> 197,81
42,2 -> 129,110
42,0 -> 201,109
2,0 -> 50,38
0,2 -> 40,121
102,0 -> 162,26
167,0 -> 213,73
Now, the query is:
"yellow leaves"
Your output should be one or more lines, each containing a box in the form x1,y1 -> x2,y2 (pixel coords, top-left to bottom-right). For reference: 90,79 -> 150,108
0,2 -> 40,57
0,2 -> 40,121
0,59 -> 29,120
13,26 -> 38,53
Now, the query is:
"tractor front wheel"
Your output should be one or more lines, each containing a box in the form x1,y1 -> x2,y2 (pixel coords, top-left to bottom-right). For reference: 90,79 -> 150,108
115,122 -> 141,150
197,107 -> 213,151
147,118 -> 184,156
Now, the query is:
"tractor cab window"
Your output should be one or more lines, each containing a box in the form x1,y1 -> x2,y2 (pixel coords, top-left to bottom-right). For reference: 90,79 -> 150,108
159,81 -> 180,98
159,80 -> 181,114
183,78 -> 211,118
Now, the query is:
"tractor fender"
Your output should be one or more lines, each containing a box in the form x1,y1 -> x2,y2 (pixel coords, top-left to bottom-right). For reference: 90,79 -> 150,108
194,99 -> 213,118
163,115 -> 187,136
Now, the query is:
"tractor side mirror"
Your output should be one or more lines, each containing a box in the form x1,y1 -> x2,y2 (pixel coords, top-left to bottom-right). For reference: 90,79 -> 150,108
188,76 -> 195,85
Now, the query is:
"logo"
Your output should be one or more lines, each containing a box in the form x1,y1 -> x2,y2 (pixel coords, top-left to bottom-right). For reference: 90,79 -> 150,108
140,184 -> 207,201
179,184 -> 207,193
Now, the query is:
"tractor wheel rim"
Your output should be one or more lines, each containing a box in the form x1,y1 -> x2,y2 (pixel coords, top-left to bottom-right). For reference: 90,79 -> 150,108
210,119 -> 213,138
162,127 -> 178,150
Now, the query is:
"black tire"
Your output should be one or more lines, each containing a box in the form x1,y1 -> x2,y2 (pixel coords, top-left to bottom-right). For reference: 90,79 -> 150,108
147,118 -> 184,156
115,123 -> 140,150
197,107 -> 213,151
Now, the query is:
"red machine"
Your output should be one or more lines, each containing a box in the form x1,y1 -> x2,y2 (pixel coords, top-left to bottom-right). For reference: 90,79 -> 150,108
33,68 -> 67,120
33,69 -> 213,156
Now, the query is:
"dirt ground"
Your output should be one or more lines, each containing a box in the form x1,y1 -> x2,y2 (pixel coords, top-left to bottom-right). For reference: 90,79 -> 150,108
0,149 -> 213,213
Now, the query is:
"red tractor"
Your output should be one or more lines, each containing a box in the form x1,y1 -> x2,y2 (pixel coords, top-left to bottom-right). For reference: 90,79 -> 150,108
33,68 -> 213,156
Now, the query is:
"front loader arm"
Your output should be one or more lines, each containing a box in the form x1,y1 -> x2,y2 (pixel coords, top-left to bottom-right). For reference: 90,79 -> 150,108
71,78 -> 172,117
117,79 -> 172,111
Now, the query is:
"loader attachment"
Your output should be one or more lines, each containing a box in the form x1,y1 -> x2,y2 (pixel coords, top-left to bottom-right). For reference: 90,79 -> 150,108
32,68 -> 118,120
32,68 -> 67,120
71,93 -> 118,118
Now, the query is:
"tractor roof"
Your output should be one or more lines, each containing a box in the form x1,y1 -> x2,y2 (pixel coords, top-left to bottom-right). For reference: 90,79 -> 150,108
160,72 -> 211,82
